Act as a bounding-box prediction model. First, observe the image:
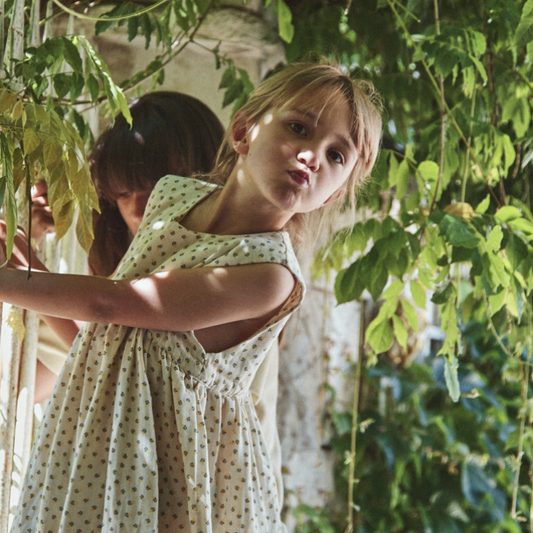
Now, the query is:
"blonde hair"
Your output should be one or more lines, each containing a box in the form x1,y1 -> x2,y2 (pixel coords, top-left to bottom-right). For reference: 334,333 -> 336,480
210,61 -> 383,244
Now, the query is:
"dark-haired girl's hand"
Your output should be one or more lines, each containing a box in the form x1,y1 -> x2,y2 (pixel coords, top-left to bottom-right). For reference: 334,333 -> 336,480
31,180 -> 55,246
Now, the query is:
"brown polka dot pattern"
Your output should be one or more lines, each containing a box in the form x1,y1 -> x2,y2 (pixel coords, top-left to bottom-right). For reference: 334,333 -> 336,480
11,176 -> 304,533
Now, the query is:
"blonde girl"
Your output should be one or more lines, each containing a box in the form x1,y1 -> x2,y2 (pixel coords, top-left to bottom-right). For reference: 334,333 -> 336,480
1,61 -> 382,532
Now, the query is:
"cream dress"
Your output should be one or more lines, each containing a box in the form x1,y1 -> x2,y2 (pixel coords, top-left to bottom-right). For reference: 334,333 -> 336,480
11,176 -> 304,533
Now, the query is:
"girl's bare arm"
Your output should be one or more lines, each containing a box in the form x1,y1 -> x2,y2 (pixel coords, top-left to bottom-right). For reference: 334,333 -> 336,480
0,261 -> 296,333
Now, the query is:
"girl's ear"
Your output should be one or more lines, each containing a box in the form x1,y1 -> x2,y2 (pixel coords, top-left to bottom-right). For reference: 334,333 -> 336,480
231,112 -> 250,155
322,186 -> 347,206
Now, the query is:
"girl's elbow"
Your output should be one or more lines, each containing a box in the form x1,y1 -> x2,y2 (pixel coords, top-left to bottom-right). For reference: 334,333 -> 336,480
88,284 -> 128,324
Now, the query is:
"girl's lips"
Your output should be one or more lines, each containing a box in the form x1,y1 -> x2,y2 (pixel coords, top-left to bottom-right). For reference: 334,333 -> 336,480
289,170 -> 309,188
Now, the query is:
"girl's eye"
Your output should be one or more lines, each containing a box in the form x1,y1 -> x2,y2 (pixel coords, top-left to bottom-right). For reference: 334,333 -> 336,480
328,150 -> 344,165
289,122 -> 307,135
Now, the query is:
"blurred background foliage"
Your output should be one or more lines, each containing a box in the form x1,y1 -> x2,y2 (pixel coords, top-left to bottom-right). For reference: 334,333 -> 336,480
0,0 -> 532,530
289,0 -> 533,531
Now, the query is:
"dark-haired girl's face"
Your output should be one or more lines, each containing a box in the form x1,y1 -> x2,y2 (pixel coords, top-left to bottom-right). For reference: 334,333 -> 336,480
116,189 -> 153,236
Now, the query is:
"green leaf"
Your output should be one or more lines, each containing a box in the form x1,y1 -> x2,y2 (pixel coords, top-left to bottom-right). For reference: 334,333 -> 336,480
388,150 -> 399,187
509,217 -> 533,237
86,74 -> 100,103
451,246 -> 473,263
431,281 -> 455,304
127,16 -> 139,42
488,289 -> 506,315
505,427 -> 520,450
516,0 -> 533,46
52,73 -> 72,100
444,354 -> 460,402
79,36 -> 132,126
76,202 -> 94,253
23,128 -> 40,155
501,93 -> 531,138
486,225 -> 503,252
410,280 -> 427,309
461,456 -> 494,505
417,160 -> 439,201
219,62 -> 236,89
0,89 -> 18,113
139,13 -> 152,49
439,214 -> 480,248
367,318 -> 394,354
388,248 -> 408,278
396,158 -> 410,200
43,137 -> 62,173
475,194 -> 490,214
277,0 -> 295,43
52,198 -> 75,241
61,36 -> 83,72
222,78 -> 245,109
392,315 -> 408,350
383,279 -> 404,300
0,133 -> 17,258
0,177 -> 5,209
400,298 -> 418,332
335,261 -> 363,304
495,205 -> 522,223
369,261 -> 389,302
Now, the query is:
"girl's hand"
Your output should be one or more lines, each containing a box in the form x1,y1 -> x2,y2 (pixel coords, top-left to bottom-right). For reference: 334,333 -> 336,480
31,181 -> 55,246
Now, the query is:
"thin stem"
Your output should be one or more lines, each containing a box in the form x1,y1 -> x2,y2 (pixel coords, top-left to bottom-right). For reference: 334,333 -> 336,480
120,0 -> 218,94
344,301 -> 364,533
24,154 -> 32,279
316,277 -> 330,467
51,0 -> 169,22
429,0 -> 444,213
483,293 -> 513,359
461,84 -> 477,203
388,0 -> 421,23
511,361 -> 529,518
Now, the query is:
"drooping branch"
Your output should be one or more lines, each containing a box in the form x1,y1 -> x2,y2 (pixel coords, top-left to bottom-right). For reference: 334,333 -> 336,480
429,0 -> 445,213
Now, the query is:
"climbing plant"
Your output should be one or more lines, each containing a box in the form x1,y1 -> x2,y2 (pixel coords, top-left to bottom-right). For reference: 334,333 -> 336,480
0,0 -> 291,255
2,0 -> 533,530
283,0 -> 533,530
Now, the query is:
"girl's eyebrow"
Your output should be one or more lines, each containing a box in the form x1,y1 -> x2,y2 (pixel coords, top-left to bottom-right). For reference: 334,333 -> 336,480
335,134 -> 356,154
290,107 -> 356,155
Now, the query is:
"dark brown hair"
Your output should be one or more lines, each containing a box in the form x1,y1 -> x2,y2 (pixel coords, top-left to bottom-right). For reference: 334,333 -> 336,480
88,91 -> 224,276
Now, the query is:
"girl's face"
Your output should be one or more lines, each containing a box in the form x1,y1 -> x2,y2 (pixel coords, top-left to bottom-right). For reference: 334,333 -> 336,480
116,189 -> 153,236
237,97 -> 358,216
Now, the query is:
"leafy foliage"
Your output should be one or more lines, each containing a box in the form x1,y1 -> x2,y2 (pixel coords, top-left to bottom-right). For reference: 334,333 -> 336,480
0,0 -> 136,254
300,336 -> 532,532
291,0 -> 533,529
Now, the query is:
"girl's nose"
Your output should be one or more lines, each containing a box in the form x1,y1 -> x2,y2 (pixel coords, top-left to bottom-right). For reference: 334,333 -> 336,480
297,148 -> 319,171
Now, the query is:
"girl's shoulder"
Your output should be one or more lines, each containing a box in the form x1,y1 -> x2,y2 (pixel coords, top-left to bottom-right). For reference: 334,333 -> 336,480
205,230 -> 305,304
142,175 -> 218,221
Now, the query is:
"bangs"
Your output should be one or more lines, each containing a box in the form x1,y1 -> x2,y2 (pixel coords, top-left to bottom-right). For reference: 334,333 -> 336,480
89,127 -> 169,205
267,70 -> 381,181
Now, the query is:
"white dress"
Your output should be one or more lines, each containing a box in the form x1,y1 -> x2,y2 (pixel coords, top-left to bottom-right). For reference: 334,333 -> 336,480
11,176 -> 305,533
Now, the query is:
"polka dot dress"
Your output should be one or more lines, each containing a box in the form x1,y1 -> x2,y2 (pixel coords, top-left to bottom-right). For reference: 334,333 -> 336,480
11,176 -> 305,533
